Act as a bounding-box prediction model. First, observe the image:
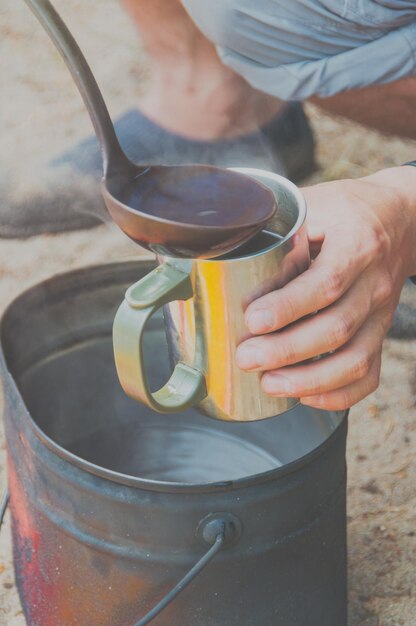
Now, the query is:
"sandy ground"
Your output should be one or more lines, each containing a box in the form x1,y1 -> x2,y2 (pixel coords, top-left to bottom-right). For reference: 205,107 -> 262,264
1,1 -> 416,624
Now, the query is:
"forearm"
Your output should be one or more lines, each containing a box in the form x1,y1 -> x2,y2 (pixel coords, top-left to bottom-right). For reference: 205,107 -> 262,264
311,78 -> 416,140
364,166 -> 416,277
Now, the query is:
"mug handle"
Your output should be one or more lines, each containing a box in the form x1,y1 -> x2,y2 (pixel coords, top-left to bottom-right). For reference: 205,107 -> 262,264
113,263 -> 207,413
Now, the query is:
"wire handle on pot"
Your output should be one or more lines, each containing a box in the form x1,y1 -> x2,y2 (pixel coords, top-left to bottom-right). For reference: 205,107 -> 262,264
0,491 -> 9,530
133,523 -> 226,626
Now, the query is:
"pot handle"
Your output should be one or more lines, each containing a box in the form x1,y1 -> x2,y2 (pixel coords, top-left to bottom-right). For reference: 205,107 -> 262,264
113,263 -> 207,413
132,521 -> 226,626
0,490 -> 9,531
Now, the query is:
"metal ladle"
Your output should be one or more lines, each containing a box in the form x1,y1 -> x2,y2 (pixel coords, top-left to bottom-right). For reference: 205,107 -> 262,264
24,0 -> 277,259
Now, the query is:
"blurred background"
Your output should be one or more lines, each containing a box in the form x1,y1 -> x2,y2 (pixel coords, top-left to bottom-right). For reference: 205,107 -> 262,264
1,1 -> 416,624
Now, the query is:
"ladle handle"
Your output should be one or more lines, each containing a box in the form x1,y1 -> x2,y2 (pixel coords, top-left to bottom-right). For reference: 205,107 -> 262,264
113,264 -> 207,413
23,0 -> 129,176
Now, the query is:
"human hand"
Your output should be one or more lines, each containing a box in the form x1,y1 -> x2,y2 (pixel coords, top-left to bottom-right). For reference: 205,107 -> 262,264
236,167 -> 416,410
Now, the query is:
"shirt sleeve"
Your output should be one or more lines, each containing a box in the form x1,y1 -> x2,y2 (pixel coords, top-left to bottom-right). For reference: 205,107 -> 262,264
182,0 -> 416,100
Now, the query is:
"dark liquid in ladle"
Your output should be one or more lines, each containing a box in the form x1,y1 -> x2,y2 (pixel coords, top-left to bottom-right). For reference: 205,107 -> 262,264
118,165 -> 274,227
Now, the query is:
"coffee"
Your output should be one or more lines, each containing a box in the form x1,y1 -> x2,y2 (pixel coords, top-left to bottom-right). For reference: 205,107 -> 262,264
117,165 -> 274,227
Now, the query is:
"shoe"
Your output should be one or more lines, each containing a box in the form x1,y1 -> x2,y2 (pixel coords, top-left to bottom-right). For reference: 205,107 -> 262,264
53,103 -> 315,179
0,103 -> 315,238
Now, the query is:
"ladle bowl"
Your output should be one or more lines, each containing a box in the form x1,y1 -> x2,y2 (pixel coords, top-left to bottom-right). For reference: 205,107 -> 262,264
102,164 -> 275,258
24,0 -> 276,259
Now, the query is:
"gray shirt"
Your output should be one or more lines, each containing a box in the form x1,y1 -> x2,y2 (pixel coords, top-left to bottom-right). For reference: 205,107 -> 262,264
182,0 -> 416,100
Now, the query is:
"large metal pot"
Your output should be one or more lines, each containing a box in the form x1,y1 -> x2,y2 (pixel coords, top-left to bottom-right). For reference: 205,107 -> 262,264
0,260 -> 348,626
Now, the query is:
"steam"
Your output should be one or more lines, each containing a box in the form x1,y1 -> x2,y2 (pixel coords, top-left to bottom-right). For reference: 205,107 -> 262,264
0,158 -> 110,230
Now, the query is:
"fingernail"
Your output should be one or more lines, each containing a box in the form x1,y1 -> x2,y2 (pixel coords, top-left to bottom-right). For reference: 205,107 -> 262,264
236,344 -> 265,369
246,309 -> 275,333
262,373 -> 294,395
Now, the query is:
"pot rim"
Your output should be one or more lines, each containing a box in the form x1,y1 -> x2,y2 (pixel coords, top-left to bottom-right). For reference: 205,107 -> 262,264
1,260 -> 347,494
12,378 -> 347,493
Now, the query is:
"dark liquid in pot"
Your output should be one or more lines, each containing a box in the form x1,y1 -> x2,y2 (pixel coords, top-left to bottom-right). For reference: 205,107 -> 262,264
69,422 -> 281,483
118,165 -> 275,227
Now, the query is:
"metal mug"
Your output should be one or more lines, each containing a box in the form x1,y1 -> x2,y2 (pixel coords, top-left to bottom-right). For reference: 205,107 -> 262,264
113,169 -> 309,421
